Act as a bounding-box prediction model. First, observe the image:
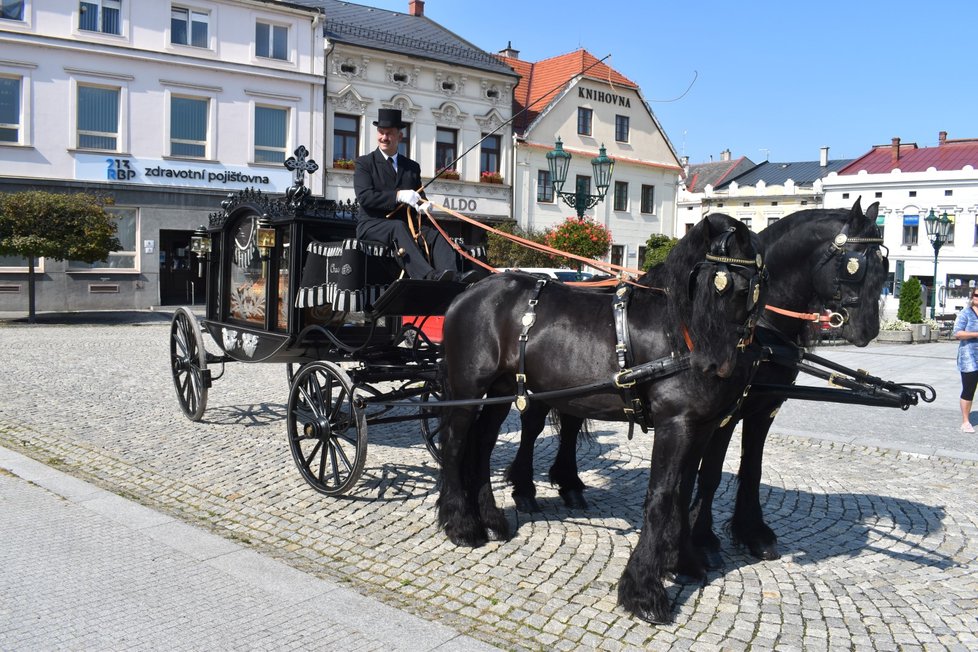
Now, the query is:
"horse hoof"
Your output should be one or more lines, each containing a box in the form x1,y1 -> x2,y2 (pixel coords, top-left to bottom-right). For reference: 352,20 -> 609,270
703,548 -> 724,570
749,541 -> 781,561
633,607 -> 672,626
559,488 -> 589,509
513,495 -> 542,513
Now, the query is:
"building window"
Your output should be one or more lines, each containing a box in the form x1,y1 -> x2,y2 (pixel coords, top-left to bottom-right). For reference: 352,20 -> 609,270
332,113 -> 358,163
256,21 -> 287,61
435,127 -> 457,171
577,107 -> 592,136
67,207 -> 137,270
767,217 -> 779,228
842,192 -> 849,200
397,123 -> 410,159
637,246 -> 647,268
909,190 -> 917,197
480,133 -> 500,174
171,6 -> 208,48
536,169 -> 553,203
613,180 -> 628,211
255,105 -> 287,163
615,115 -> 629,142
743,202 -> 750,207
741,218 -> 752,230
902,214 -> 919,247
0,76 -> 21,143
640,184 -> 655,214
611,244 -> 624,267
576,175 -> 591,196
2,0 -> 24,20
80,0 -> 121,35
875,191 -> 882,198
170,96 -> 208,158
945,189 -> 953,197
946,214 -> 956,245
77,84 -> 119,151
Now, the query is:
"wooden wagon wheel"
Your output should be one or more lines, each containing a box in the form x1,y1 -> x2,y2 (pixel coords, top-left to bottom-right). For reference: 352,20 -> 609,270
287,361 -> 366,496
169,306 -> 209,421
419,380 -> 444,464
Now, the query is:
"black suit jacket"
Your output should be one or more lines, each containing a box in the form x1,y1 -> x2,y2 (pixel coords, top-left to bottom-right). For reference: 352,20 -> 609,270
353,149 -> 426,221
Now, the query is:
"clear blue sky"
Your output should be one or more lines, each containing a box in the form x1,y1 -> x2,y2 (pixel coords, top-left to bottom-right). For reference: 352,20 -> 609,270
361,0 -> 975,164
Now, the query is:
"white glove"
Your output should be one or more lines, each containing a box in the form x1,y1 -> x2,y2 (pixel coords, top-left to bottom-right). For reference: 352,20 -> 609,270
417,201 -> 432,216
396,189 -> 422,206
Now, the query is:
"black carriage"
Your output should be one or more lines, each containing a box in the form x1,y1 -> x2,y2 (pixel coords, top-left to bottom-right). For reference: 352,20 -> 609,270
168,147 -> 480,496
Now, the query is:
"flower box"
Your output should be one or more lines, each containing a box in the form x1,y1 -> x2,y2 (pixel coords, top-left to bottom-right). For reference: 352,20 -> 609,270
333,159 -> 354,170
438,168 -> 460,180
875,330 -> 913,344
480,172 -> 503,184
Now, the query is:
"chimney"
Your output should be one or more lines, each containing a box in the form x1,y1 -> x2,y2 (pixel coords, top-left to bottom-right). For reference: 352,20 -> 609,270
408,0 -> 424,16
720,148 -> 731,162
498,41 -> 520,58
939,130 -> 948,146
891,137 -> 900,164
819,146 -> 829,167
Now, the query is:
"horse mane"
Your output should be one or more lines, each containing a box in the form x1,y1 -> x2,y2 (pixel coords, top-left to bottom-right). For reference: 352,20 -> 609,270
647,213 -> 761,373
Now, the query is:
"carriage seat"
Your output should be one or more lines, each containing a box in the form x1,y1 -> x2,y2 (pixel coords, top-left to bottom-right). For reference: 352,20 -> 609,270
295,237 -> 487,313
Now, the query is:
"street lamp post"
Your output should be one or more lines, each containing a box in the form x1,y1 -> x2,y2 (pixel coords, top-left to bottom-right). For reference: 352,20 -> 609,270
923,208 -> 952,319
546,137 -> 614,218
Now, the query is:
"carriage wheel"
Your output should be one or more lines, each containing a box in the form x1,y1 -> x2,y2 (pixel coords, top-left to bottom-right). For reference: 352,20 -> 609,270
287,361 -> 367,496
169,306 -> 209,422
419,381 -> 445,464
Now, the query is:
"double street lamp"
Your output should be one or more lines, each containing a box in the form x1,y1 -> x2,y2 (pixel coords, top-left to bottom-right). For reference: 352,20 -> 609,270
546,137 -> 615,218
923,208 -> 952,318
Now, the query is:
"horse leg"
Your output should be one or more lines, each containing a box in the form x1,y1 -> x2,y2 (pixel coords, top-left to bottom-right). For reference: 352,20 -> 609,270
506,402 -> 547,512
730,409 -> 781,560
618,419 -> 700,625
689,417 -> 738,569
437,405 -> 489,547
550,413 -> 588,509
472,401 -> 513,540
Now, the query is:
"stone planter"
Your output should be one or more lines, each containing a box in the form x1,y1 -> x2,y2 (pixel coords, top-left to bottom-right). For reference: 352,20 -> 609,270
911,323 -> 931,342
876,330 -> 913,344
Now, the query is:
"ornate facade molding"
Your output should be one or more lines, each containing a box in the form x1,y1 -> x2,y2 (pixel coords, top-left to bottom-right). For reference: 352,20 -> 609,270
381,94 -> 422,123
434,72 -> 466,97
330,54 -> 369,81
329,85 -> 370,116
475,108 -> 505,134
431,101 -> 468,127
480,80 -> 511,105
385,63 -> 420,89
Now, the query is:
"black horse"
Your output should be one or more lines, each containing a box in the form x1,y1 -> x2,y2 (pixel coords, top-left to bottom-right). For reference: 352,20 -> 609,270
688,199 -> 887,562
437,213 -> 766,624
504,200 -> 886,565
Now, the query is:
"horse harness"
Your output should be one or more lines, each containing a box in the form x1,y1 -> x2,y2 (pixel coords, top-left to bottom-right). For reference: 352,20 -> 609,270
514,278 -> 690,437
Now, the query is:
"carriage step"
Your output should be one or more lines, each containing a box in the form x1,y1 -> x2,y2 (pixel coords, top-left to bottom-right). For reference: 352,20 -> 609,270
201,369 -> 212,389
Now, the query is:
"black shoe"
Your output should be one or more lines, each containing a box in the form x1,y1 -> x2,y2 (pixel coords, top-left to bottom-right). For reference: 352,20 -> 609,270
458,269 -> 489,284
424,270 -> 455,282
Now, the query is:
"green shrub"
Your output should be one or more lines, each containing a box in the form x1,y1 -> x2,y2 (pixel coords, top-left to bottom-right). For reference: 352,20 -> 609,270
896,276 -> 923,324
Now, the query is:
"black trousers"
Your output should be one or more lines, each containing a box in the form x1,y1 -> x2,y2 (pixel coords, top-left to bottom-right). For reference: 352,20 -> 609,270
355,217 -> 460,279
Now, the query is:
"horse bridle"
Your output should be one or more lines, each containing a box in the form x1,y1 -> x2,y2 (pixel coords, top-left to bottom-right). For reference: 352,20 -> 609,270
687,226 -> 767,349
810,223 -> 887,326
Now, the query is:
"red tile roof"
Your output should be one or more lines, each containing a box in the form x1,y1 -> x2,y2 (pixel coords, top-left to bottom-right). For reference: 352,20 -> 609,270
839,138 -> 978,175
494,49 -> 638,134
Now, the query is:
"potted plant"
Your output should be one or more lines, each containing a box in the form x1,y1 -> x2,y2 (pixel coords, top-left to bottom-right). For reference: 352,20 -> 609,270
438,167 -> 460,180
333,159 -> 354,170
876,318 -> 913,343
480,170 -> 503,184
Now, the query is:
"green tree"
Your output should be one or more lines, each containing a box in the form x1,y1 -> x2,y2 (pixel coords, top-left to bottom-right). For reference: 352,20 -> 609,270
0,190 -> 120,322
543,216 -> 612,269
486,222 -> 553,269
897,276 -> 924,324
642,233 -> 679,271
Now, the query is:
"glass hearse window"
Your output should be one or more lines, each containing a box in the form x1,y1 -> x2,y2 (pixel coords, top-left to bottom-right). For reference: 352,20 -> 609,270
228,215 -> 266,325
276,230 -> 289,331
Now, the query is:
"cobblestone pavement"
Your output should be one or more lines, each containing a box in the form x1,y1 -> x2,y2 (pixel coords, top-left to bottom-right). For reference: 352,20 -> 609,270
0,319 -> 976,650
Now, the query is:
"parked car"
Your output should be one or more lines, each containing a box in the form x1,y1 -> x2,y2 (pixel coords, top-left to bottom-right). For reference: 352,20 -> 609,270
501,267 -> 594,282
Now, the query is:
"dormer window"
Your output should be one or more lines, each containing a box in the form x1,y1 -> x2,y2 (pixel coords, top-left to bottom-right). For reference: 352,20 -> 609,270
441,80 -> 455,92
393,72 -> 408,83
340,63 -> 357,75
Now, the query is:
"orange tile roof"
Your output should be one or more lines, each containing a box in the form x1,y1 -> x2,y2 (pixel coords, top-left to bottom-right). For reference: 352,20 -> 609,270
495,49 -> 638,134
839,138 -> 978,174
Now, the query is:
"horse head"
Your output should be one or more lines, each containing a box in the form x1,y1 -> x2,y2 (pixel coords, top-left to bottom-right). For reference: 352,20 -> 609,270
670,213 -> 766,377
809,198 -> 888,346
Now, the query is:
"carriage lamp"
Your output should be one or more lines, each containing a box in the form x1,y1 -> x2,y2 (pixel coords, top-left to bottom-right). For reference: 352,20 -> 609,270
256,214 -> 276,260
924,208 -> 952,318
190,225 -> 211,277
546,137 -> 615,218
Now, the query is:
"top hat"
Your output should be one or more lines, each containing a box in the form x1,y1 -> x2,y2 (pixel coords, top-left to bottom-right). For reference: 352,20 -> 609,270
373,108 -> 407,129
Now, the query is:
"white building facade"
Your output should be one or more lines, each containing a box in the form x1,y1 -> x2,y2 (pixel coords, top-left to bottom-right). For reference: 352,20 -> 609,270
0,0 -> 324,311
821,135 -> 978,319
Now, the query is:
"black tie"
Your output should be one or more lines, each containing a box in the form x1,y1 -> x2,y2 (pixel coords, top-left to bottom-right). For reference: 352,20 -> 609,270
388,156 -> 396,173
